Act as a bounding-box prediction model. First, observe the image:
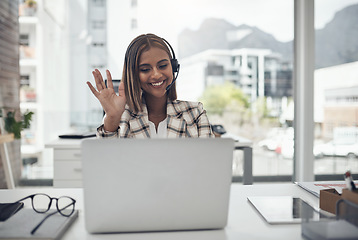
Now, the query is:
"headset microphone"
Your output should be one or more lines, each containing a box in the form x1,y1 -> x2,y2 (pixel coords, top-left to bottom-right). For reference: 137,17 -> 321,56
166,79 -> 176,91
161,38 -> 180,92
166,61 -> 180,91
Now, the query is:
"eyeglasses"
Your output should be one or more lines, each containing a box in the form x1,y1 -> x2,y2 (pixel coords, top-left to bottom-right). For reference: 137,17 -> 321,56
16,193 -> 76,234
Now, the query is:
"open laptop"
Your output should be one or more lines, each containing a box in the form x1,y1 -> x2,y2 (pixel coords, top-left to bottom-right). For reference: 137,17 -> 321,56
81,138 -> 234,233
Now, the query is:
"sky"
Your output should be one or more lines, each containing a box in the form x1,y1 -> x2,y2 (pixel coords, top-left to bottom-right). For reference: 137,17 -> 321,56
106,0 -> 358,78
136,0 -> 358,44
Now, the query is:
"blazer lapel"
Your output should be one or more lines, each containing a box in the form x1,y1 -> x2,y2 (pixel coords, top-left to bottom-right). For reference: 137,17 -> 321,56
127,105 -> 151,138
167,101 -> 186,138
129,116 -> 150,138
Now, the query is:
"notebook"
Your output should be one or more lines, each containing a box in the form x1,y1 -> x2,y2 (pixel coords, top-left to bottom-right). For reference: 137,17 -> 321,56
0,208 -> 78,240
247,196 -> 320,224
81,138 -> 234,233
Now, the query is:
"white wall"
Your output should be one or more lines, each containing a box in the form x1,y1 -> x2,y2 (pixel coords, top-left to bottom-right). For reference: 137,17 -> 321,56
314,61 -> 358,123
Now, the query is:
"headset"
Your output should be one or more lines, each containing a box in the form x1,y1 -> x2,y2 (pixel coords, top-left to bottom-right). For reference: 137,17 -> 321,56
124,34 -> 180,91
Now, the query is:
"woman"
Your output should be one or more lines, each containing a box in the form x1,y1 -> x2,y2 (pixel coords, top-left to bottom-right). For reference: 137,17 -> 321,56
87,33 -> 213,138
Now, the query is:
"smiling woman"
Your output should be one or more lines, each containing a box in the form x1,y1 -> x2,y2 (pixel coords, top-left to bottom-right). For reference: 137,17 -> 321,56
138,48 -> 173,99
86,33 -> 214,139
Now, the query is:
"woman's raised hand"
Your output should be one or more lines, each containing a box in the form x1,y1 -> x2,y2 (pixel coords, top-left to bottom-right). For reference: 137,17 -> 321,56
87,69 -> 126,132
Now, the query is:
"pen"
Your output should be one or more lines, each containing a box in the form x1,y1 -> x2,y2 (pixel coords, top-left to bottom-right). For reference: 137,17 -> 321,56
344,171 -> 357,191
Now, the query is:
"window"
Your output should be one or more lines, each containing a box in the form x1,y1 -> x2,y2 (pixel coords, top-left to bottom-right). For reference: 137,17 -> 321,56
20,75 -> 30,86
131,0 -> 138,8
92,0 -> 105,7
92,42 -> 105,47
135,0 -> 295,180
91,64 -> 105,69
19,34 -> 29,46
131,18 -> 137,29
92,20 -> 106,29
314,1 -> 358,177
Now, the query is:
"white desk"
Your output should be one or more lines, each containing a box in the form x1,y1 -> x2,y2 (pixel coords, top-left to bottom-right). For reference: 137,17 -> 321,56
45,137 -> 253,187
0,184 -> 318,239
45,139 -> 85,188
222,133 -> 253,185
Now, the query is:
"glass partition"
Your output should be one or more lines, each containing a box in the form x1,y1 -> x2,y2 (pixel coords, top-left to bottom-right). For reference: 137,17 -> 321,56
17,0 -> 358,186
314,0 -> 358,178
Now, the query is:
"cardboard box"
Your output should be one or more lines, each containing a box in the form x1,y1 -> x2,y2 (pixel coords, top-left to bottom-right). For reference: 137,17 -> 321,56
339,189 -> 358,227
319,188 -> 342,214
306,189 -> 358,239
342,189 -> 358,205
320,188 -> 358,215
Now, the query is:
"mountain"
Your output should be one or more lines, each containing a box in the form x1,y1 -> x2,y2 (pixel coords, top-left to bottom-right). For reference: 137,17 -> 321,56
178,4 -> 358,69
315,4 -> 358,68
178,18 -> 292,62
226,24 -> 292,62
178,19 -> 236,58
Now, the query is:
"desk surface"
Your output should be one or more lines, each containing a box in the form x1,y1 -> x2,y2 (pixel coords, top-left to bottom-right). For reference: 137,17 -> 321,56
0,183 -> 318,240
45,136 -> 252,149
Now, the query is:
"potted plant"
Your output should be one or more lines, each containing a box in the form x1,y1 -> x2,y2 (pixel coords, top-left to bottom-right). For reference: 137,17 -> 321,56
0,109 -> 34,188
24,0 -> 37,16
1,109 -> 34,139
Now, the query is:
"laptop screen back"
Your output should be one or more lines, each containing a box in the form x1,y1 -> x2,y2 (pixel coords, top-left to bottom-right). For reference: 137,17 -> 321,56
81,138 -> 234,233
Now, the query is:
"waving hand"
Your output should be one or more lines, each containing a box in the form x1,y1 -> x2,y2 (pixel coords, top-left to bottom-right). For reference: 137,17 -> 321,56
87,69 -> 126,132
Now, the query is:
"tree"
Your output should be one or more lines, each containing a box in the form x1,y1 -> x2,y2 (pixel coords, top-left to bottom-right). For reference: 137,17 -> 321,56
199,82 -> 250,116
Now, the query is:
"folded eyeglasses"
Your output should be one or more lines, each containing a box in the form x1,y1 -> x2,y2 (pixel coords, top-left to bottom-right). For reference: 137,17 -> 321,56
15,193 -> 76,234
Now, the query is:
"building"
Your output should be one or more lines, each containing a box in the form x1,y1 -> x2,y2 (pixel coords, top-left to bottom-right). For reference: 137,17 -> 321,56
15,0 -> 144,180
314,61 -> 358,139
18,0 -> 70,179
69,0 -> 108,130
70,0 -> 140,129
177,48 -> 292,117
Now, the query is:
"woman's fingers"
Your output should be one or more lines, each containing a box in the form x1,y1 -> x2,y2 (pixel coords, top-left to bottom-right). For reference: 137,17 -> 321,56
93,69 -> 106,90
118,81 -> 125,96
87,81 -> 99,97
92,70 -> 104,91
96,69 -> 107,89
106,70 -> 114,89
89,69 -> 120,103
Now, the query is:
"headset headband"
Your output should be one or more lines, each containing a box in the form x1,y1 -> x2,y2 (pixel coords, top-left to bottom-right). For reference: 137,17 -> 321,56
124,34 -> 180,73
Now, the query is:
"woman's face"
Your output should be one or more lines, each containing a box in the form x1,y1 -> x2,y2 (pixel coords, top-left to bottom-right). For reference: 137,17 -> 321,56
138,47 -> 173,99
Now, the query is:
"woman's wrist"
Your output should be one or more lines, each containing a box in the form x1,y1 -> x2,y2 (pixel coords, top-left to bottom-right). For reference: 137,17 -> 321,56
96,124 -> 119,138
103,114 -> 122,132
103,123 -> 120,133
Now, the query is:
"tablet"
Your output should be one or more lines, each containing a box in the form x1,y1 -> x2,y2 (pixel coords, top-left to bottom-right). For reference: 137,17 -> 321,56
247,196 -> 319,224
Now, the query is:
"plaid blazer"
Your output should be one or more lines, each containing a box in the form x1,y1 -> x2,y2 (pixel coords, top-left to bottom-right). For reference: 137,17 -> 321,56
97,100 -> 214,138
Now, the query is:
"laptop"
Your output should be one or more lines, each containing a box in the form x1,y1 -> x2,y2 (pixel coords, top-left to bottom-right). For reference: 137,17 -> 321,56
81,138 -> 234,233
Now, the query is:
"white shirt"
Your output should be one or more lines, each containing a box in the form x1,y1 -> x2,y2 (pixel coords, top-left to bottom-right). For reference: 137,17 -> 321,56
148,118 -> 168,138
